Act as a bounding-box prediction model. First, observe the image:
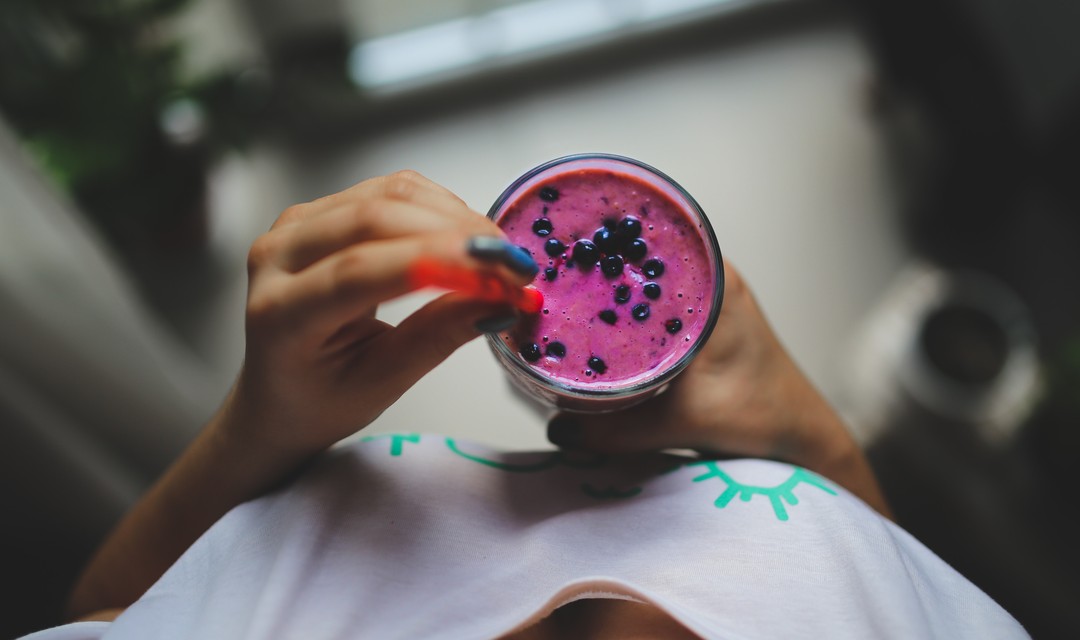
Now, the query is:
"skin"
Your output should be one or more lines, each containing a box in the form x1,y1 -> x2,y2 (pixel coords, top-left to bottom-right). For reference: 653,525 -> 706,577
546,262 -> 893,518
63,171 -> 891,630
66,170 -> 527,620
502,600 -> 700,640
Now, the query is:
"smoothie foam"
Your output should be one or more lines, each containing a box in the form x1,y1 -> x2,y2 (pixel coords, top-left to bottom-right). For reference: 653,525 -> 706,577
491,157 -> 721,398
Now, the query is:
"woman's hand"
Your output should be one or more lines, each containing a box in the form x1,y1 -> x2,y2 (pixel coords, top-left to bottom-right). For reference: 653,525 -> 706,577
227,170 -> 536,455
67,171 -> 540,620
547,262 -> 891,516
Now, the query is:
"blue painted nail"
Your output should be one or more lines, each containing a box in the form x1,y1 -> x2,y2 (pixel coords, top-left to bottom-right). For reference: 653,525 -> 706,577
474,312 -> 518,334
467,236 -> 507,260
504,244 -> 539,277
466,236 -> 538,277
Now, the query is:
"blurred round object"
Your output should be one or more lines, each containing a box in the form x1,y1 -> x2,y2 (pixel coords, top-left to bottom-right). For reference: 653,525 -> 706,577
159,98 -> 207,148
919,304 -> 1009,386
847,262 -> 1041,444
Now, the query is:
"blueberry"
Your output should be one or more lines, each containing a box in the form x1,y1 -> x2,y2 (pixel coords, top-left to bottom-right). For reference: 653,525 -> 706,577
521,343 -> 542,362
593,227 -> 619,254
544,238 -> 566,257
624,238 -> 647,261
546,341 -> 566,358
572,240 -> 600,265
601,255 -> 624,277
614,284 -> 631,304
598,309 -> 617,325
588,356 -> 608,374
532,218 -> 553,236
643,282 -> 661,299
603,217 -> 618,230
665,318 -> 683,334
544,267 -> 558,281
539,186 -> 559,202
642,258 -> 665,278
618,216 -> 642,239
632,303 -> 651,321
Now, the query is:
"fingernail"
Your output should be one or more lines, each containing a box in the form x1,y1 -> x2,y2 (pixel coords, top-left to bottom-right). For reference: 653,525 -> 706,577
503,244 -> 539,277
547,416 -> 582,447
466,236 -> 538,277
474,312 -> 518,334
466,235 -> 507,260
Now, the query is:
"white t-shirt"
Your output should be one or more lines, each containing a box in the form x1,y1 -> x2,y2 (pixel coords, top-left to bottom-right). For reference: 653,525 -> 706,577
25,435 -> 1026,639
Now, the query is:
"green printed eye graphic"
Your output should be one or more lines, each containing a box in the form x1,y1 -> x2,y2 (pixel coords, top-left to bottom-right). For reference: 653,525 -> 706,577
362,436 -> 836,522
360,433 -> 421,456
689,461 -> 837,521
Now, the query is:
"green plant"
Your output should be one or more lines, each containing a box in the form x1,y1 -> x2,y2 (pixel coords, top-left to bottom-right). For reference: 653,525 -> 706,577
0,0 -> 263,251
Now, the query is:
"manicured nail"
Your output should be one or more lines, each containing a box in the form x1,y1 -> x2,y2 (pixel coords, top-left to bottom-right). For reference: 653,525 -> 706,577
466,235 -> 507,260
466,236 -> 539,277
474,312 -> 518,334
547,416 -> 582,447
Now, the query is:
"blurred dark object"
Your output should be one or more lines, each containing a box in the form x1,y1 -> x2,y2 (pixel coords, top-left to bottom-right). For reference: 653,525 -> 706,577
0,0 -> 269,257
921,305 -> 1009,385
848,264 -> 1070,635
1024,334 -> 1080,488
851,0 -> 1080,636
237,0 -> 362,144
868,399 -> 1080,640
854,0 -> 1080,345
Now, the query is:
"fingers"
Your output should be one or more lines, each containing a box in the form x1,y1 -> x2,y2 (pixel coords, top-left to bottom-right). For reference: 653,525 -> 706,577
255,231 -> 534,341
306,170 -> 478,236
270,170 -> 469,229
331,170 -> 473,220
262,173 -> 498,272
364,170 -> 472,214
266,233 -> 462,337
357,293 -> 518,402
274,199 -> 488,272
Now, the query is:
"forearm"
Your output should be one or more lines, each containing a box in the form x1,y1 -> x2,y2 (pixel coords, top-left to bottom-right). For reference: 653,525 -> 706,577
65,391 -> 319,619
782,381 -> 893,520
799,427 -> 893,520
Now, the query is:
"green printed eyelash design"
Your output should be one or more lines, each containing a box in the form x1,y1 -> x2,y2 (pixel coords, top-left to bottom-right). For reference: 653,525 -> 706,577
688,461 -> 837,521
361,435 -> 836,520
360,433 -> 421,456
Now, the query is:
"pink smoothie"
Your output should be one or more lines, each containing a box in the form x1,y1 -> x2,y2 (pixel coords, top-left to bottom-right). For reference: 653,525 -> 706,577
493,165 -> 718,392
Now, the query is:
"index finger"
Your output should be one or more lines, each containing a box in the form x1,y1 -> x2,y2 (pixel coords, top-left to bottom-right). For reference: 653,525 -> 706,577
277,232 -> 536,341
274,198 -> 498,272
278,170 -> 474,230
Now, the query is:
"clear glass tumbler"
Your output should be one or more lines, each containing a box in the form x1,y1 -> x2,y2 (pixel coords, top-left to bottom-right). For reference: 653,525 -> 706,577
486,153 -> 724,413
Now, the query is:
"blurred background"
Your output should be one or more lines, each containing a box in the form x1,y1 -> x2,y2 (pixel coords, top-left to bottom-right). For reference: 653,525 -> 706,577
1,0 -> 1078,636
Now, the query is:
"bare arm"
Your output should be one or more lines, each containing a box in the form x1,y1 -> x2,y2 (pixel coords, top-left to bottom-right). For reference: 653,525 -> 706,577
65,398 -> 316,619
66,171 -> 535,619
546,262 -> 892,519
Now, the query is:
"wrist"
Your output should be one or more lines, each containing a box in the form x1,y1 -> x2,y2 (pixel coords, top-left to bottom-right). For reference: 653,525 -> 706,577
210,379 -> 325,473
779,378 -> 894,518
776,374 -> 858,473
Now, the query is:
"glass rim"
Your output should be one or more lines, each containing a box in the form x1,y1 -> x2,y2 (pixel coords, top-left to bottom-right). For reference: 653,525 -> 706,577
485,152 -> 725,400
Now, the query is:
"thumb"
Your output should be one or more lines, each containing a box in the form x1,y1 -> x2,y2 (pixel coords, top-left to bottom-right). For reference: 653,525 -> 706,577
547,390 -> 689,454
368,293 -> 517,394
